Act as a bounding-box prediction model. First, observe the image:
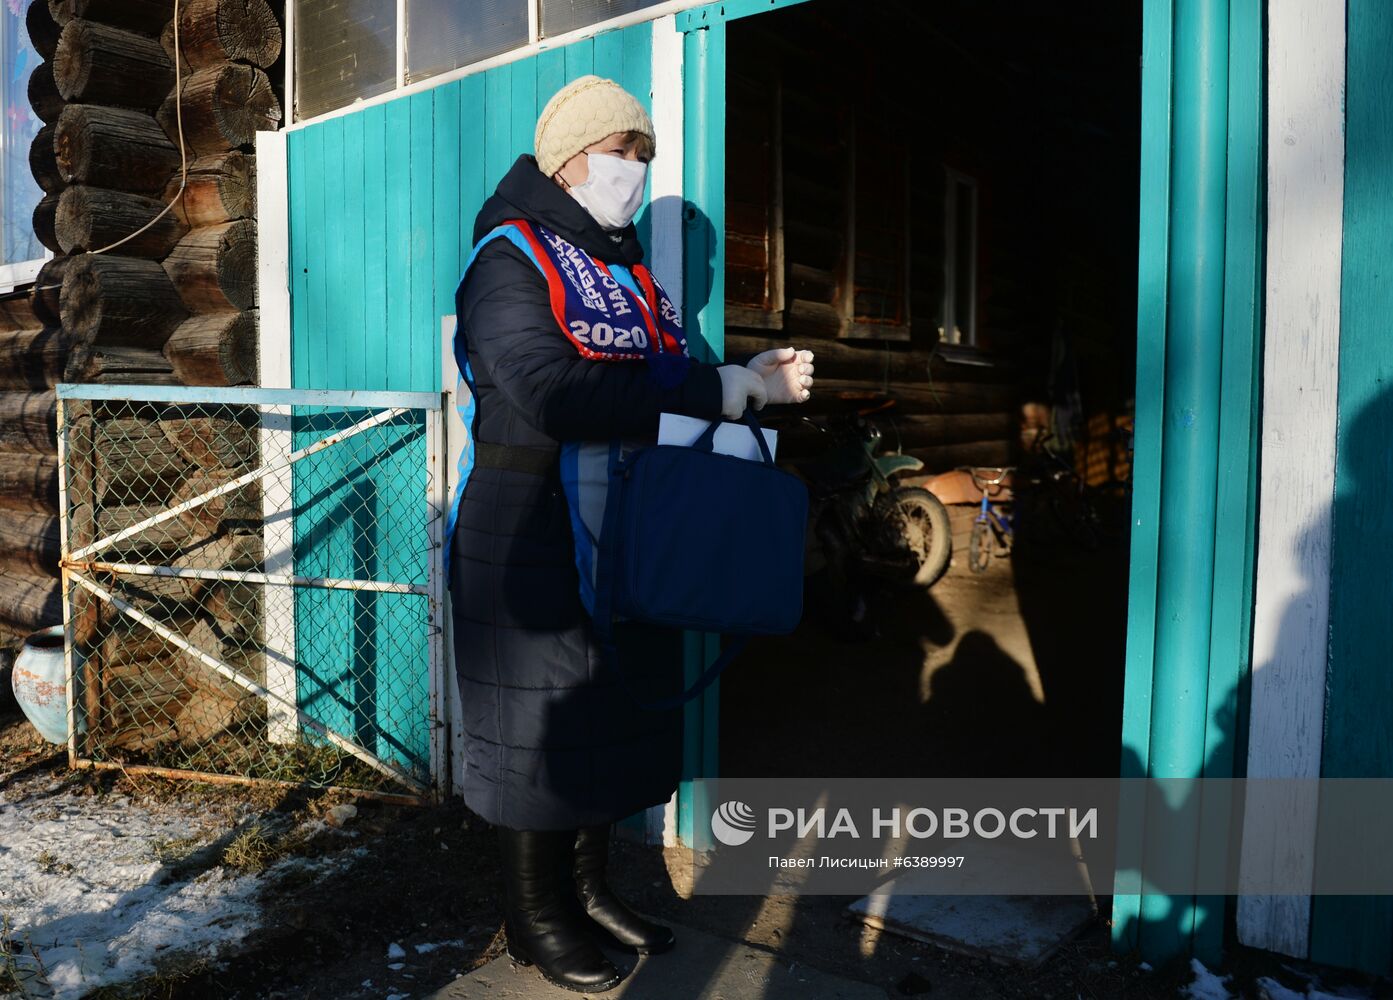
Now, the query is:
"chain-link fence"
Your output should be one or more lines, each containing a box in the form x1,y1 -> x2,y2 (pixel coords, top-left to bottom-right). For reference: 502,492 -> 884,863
55,385 -> 447,799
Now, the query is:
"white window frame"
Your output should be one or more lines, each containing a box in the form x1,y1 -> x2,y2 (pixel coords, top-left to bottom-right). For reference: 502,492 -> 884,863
285,0 -> 718,130
1,6 -> 52,294
0,254 -> 51,294
941,167 -> 979,347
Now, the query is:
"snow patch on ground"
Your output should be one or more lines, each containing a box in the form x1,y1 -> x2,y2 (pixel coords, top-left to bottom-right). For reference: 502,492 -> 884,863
1257,976 -> 1378,1000
1184,958 -> 1237,1000
0,780 -> 351,999
414,939 -> 464,954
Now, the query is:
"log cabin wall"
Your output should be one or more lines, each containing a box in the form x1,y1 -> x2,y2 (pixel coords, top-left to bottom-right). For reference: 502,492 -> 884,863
0,0 -> 281,656
724,1 -> 1140,477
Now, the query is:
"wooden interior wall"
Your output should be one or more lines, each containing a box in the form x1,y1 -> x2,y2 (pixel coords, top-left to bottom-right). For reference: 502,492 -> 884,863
724,6 -> 1014,473
723,1 -> 1140,479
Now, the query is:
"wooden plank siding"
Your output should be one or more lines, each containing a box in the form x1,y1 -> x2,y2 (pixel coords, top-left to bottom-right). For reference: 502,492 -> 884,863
286,26 -> 655,398
1309,0 -> 1393,976
283,23 -> 657,792
1237,0 -> 1345,961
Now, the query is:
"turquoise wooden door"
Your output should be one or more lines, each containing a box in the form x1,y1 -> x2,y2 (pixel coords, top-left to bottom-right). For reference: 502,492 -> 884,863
1110,0 -> 1264,968
285,27 -> 656,789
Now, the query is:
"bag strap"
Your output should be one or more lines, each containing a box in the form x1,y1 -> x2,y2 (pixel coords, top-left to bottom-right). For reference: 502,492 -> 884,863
590,442 -> 621,636
691,405 -> 775,465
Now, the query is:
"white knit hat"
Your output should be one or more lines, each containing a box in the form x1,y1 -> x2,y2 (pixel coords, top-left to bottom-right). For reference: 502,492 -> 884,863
534,75 -> 655,177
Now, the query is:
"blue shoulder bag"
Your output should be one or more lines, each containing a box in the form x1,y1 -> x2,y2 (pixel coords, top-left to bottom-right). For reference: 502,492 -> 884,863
590,408 -> 809,709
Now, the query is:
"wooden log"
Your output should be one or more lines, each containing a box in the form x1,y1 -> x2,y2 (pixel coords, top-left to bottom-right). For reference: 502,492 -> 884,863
0,297 -> 38,333
0,511 -> 61,577
98,620 -> 189,751
95,502 -> 213,564
811,378 -> 1020,415
0,454 -> 60,514
724,338 -> 1018,385
109,530 -> 265,603
54,20 -> 174,109
27,60 -> 65,124
28,1 -> 62,59
59,252 -> 188,348
204,581 -> 261,640
163,310 -> 256,385
29,125 -> 61,194
163,151 -> 254,227
158,63 -> 282,156
159,409 -> 257,470
0,391 -> 57,453
887,413 -> 1019,450
175,0 -> 282,70
174,468 -> 261,537
0,574 -> 62,633
54,0 -> 174,36
30,256 -> 71,328
56,185 -> 188,257
773,412 -> 1018,461
0,327 -> 68,391
904,439 -> 1015,473
93,416 -> 193,506
33,193 -> 62,254
66,344 -> 181,385
162,222 -> 256,313
55,104 -> 181,193
784,298 -> 845,337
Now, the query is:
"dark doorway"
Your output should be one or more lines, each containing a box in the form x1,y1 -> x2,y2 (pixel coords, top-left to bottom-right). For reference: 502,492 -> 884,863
718,0 -> 1142,781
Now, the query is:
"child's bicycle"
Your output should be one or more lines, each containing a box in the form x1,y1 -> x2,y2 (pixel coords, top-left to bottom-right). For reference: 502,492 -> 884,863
961,466 -> 1016,573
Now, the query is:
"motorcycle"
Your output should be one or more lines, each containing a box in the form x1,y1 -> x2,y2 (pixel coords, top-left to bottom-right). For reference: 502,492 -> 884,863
770,402 -> 952,639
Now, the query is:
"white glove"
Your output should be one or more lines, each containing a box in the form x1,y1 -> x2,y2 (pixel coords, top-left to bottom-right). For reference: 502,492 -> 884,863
747,346 -> 815,404
716,364 -> 769,419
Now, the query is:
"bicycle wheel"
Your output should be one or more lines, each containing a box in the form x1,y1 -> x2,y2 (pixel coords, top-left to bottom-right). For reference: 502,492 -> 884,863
968,518 -> 993,574
868,487 -> 953,587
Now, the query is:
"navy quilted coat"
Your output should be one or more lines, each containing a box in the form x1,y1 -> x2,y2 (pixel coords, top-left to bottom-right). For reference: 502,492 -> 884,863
450,155 -> 730,830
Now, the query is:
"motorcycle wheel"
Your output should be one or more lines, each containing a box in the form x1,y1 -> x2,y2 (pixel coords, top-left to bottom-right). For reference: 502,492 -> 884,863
868,487 -> 953,588
968,519 -> 993,574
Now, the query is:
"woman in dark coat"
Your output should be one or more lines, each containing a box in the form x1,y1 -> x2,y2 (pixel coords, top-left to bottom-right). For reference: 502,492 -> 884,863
450,75 -> 814,993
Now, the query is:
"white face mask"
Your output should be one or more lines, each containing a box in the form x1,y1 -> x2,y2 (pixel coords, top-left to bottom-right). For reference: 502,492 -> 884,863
567,153 -> 648,230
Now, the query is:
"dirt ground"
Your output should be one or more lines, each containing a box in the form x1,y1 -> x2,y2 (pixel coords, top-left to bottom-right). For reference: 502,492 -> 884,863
0,711 -> 1388,999
1,511 -> 1388,999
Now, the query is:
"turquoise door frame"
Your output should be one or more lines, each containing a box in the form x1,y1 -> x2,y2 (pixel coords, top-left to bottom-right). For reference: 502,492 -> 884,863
1112,0 -> 1264,967
672,0 -> 816,850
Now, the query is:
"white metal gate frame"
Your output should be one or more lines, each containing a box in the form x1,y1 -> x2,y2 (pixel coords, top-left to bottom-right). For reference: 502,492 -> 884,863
54,384 -> 449,800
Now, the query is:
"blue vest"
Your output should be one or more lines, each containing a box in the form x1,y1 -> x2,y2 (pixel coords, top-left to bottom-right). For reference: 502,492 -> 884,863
446,220 -> 688,613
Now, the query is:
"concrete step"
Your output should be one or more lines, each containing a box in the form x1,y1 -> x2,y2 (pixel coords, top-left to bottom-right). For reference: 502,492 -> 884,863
427,919 -> 888,1000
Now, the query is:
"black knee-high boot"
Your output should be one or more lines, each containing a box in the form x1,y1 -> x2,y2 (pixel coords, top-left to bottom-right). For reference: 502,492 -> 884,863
573,825 -> 676,955
497,827 -> 622,993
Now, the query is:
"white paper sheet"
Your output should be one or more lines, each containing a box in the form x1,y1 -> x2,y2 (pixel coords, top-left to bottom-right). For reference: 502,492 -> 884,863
658,412 -> 778,462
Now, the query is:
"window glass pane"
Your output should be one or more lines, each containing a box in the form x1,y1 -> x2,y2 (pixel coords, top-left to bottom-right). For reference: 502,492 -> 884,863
406,0 -> 528,84
2,2 -> 44,266
541,0 -> 665,38
294,0 -> 397,120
